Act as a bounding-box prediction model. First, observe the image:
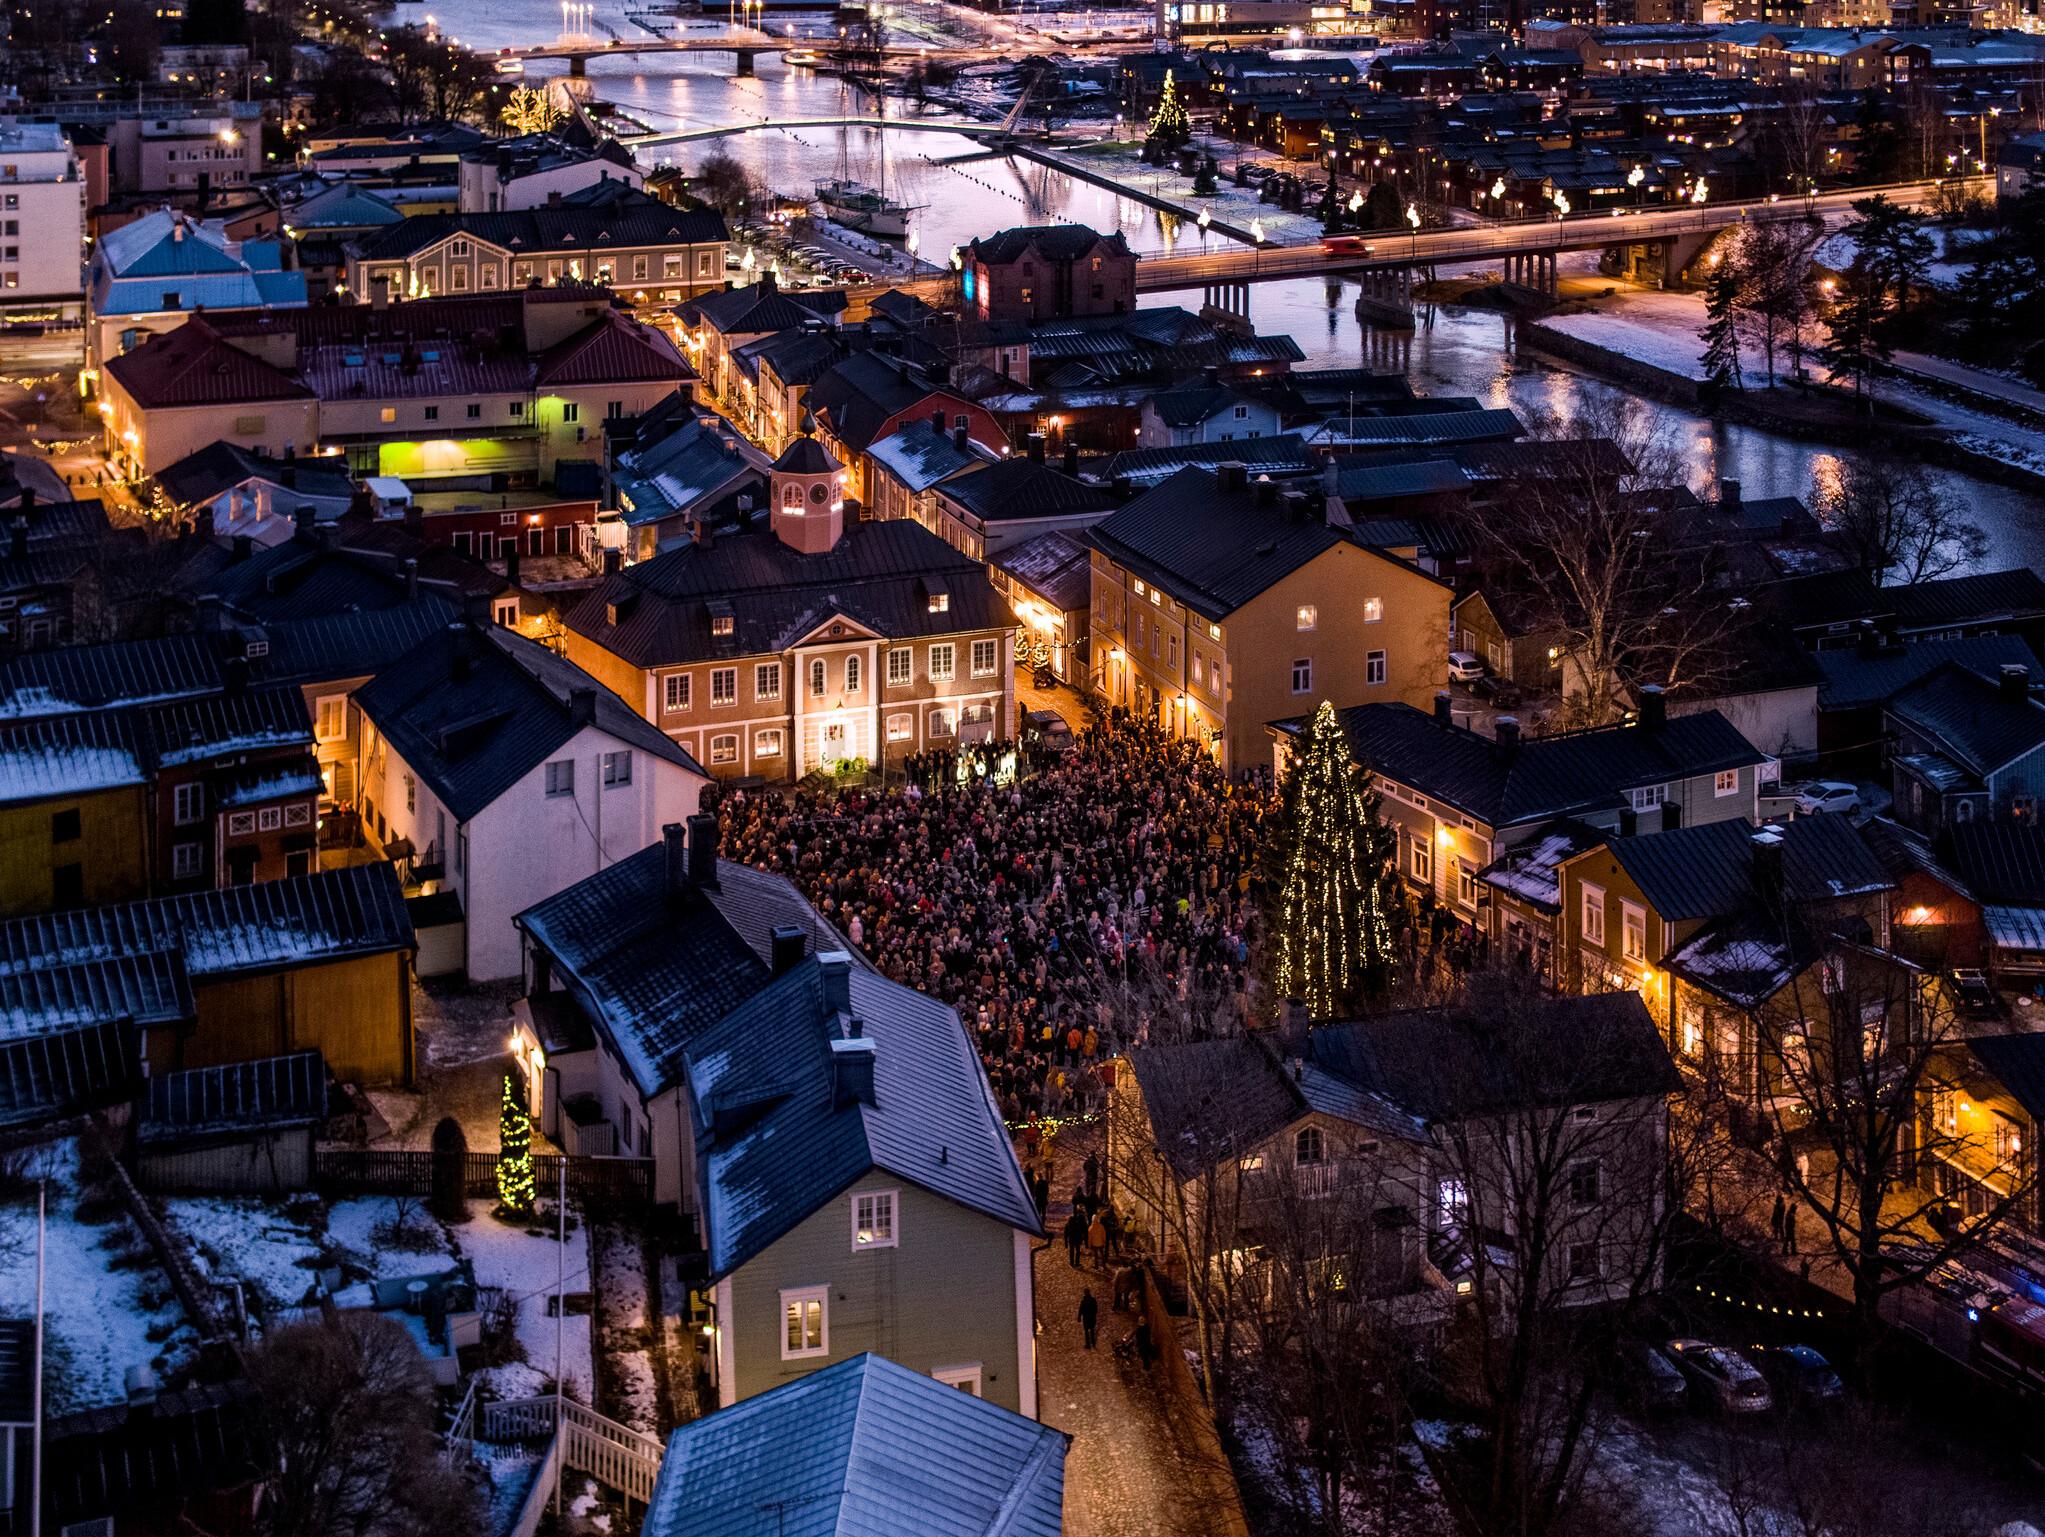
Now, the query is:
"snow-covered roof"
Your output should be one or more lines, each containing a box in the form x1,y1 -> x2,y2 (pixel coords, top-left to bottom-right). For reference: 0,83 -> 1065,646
0,713 -> 144,806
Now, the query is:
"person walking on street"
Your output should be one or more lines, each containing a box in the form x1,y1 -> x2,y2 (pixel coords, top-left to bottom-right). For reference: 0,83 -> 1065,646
1782,1201 -> 1798,1256
1102,1202 -> 1123,1259
1082,1150 -> 1101,1199
1078,1287 -> 1100,1349
1064,1208 -> 1087,1268
1087,1211 -> 1108,1269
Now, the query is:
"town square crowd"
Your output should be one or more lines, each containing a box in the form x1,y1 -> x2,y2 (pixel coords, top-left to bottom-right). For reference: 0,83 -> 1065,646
716,715 -> 1278,1139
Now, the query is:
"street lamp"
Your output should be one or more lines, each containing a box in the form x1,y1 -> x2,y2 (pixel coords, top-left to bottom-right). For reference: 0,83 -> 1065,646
1553,191 -> 1570,220
1250,217 -> 1265,244
1691,177 -> 1708,205
1406,200 -> 1420,259
1628,162 -> 1645,210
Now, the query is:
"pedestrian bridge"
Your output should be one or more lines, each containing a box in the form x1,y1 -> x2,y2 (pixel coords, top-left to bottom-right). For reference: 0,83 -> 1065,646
623,116 -> 1042,149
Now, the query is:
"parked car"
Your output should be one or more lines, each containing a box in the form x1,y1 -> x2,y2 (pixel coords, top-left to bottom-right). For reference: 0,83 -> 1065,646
1024,708 -> 1074,755
1239,163 -> 1273,182
1449,650 -> 1486,684
1796,780 -> 1862,817
1473,674 -> 1522,709
1747,1344 -> 1844,1409
1666,1339 -> 1773,1415
1622,1343 -> 1688,1411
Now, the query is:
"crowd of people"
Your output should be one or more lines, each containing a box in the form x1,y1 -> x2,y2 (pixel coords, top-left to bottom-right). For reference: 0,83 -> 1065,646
716,715 -> 1278,1133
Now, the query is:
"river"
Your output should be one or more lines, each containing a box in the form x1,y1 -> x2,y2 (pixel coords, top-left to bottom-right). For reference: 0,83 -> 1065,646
416,0 -> 2045,562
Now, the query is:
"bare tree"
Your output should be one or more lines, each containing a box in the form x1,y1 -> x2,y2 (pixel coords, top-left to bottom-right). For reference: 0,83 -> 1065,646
1736,220 -> 1820,388
692,152 -> 762,221
1813,453 -> 1986,585
247,1311 -> 481,1537
1450,399 -> 1747,729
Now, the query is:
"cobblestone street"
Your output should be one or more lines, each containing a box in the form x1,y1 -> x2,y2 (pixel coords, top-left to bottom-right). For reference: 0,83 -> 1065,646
1035,1128 -> 1245,1537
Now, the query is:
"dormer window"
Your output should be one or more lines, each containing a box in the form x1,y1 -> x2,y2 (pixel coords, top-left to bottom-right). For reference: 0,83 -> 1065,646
711,615 -> 734,637
929,592 -> 949,614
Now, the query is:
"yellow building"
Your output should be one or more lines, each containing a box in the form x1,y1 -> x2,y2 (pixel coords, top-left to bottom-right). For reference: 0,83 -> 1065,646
0,712 -> 150,917
1084,463 -> 1451,773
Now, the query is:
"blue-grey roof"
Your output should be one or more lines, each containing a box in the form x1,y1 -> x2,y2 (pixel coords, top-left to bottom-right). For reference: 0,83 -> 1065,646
155,442 -> 355,509
1814,637 -> 2039,710
352,622 -> 701,822
284,184 -> 405,231
1604,812 -> 1891,925
868,424 -> 993,495
1094,433 -> 1316,489
516,850 -> 852,1099
1888,662 -> 2045,777
1334,458 -> 1470,503
645,1353 -> 1067,1537
687,957 -> 1041,1277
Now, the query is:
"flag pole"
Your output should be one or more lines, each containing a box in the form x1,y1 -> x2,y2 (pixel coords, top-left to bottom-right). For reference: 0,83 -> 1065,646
552,1155 -> 565,1516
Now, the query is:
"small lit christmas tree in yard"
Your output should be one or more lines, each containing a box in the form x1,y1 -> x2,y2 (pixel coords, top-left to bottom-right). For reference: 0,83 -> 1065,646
1147,68 -> 1190,152
1272,700 -> 1401,1018
497,1074 -> 535,1217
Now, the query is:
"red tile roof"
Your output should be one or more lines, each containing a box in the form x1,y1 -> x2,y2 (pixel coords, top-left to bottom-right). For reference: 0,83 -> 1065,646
102,320 -> 314,410
536,312 -> 693,387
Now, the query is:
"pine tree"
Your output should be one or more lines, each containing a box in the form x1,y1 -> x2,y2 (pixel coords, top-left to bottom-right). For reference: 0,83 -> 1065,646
1821,260 -> 1894,409
1272,701 -> 1401,1019
497,1075 -> 535,1217
1699,262 -> 1744,392
1148,69 -> 1190,150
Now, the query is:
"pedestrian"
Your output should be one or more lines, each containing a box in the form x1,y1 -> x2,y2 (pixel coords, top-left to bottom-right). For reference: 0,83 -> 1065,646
1064,1208 -> 1086,1268
1087,1211 -> 1108,1269
1078,1287 -> 1099,1349
1031,1168 -> 1051,1217
1782,1201 -> 1798,1255
1133,1313 -> 1155,1369
1769,1192 -> 1785,1247
1082,1150 -> 1101,1198
1102,1202 -> 1123,1259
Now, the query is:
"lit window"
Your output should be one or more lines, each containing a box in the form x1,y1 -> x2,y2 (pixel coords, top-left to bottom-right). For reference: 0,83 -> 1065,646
929,644 -> 955,682
852,1189 -> 898,1249
711,668 -> 737,705
1296,604 -> 1317,631
665,674 -> 692,712
928,592 -> 950,614
845,655 -> 862,693
379,407 -> 396,424
972,639 -> 997,677
1411,837 -> 1432,883
887,712 -> 913,742
780,1286 -> 828,1358
929,707 -> 956,738
710,734 -> 738,765
810,658 -> 827,697
887,648 -> 912,687
711,615 -> 734,637
1581,883 -> 1606,947
1715,768 -> 1740,797
755,663 -> 781,701
754,728 -> 784,757
1363,597 -> 1383,622
545,760 -> 575,798
1622,902 -> 1646,962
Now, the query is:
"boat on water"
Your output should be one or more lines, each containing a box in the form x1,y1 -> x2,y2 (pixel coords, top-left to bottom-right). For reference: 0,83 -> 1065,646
812,178 -> 917,238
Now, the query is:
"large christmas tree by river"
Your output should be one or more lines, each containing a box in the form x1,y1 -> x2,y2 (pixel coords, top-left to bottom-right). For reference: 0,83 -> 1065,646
1272,700 -> 1401,1018
1148,68 -> 1190,150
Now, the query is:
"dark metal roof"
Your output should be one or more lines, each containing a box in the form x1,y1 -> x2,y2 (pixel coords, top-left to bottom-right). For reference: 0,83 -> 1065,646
154,442 -> 354,509
1947,823 -> 2045,904
1606,813 -> 1891,924
1814,637 -> 2039,710
1888,662 -> 2045,777
353,621 -> 700,822
770,435 -> 840,475
1967,1032 -> 2045,1123
1282,702 -> 1765,830
1887,569 -> 2045,629
967,224 -> 1132,265
139,1049 -> 327,1141
1094,432 -> 1316,489
0,951 -> 194,1039
353,204 -> 728,262
936,459 -> 1116,524
0,1018 -> 140,1126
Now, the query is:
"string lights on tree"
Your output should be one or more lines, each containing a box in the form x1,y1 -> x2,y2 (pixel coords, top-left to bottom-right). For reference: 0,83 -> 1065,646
1148,68 -> 1190,151
497,1074 -> 536,1216
500,86 -> 566,136
1272,700 -> 1401,1018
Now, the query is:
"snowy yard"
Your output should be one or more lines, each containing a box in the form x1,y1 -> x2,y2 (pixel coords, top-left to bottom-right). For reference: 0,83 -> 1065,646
448,1204 -> 594,1405
0,1138 -> 201,1415
591,1221 -> 658,1433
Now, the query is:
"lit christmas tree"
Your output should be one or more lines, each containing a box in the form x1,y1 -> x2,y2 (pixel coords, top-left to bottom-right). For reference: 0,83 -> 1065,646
497,1074 -> 535,1217
1272,700 -> 1401,1018
1148,69 -> 1190,150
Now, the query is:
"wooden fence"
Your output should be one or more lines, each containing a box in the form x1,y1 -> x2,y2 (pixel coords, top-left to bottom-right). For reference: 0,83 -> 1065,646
313,1149 -> 654,1208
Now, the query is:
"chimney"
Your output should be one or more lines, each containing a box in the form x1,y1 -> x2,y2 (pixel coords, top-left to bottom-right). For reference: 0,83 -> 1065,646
2002,664 -> 2031,701
372,274 -> 391,310
404,557 -> 419,600
1720,477 -> 1741,508
953,425 -> 969,452
1278,995 -> 1310,1056
690,517 -> 713,549
1637,683 -> 1666,731
505,540 -> 521,583
1283,489 -> 1311,522
1856,619 -> 1882,658
568,686 -> 596,726
281,463 -> 297,490
293,504 -> 316,542
221,654 -> 249,696
1218,461 -> 1247,493
831,1031 -> 877,1108
1255,477 -> 1279,507
1027,432 -> 1046,463
232,533 -> 253,562
931,408 -> 946,436
771,923 -> 807,976
662,821 -> 690,902
819,950 -> 852,1013
1495,715 -> 1521,752
687,810 -> 719,889
6,518 -> 24,563
1063,440 -> 1080,478
1750,828 -> 1784,904
450,624 -> 477,680
603,545 -> 622,576
1322,459 -> 1339,496
759,268 -> 776,293
1434,690 -> 1452,723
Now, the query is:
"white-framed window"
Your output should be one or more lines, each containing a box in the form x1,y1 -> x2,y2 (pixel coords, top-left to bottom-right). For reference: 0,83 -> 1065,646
1366,650 -> 1387,685
493,598 -> 517,627
933,1364 -> 983,1396
1630,783 -> 1667,812
852,1189 -> 898,1249
1291,658 -> 1312,694
227,811 -> 257,836
1363,596 -> 1383,623
845,655 -> 862,693
887,647 -> 911,687
1621,901 -> 1646,962
929,644 -> 955,682
665,673 -> 692,712
172,782 -> 204,826
780,1286 -> 828,1358
810,658 -> 828,697
258,806 -> 282,832
710,734 -> 738,765
754,728 -> 784,758
887,713 -> 913,742
971,638 -> 997,677
1295,1125 -> 1325,1165
755,663 -> 780,702
602,751 -> 632,788
1296,604 -> 1317,631
1438,1177 -> 1468,1227
1455,860 -> 1477,907
711,667 -> 737,706
285,803 -> 312,828
1581,882 -> 1606,946
929,707 -> 956,738
1714,768 -> 1740,797
171,842 -> 202,880
314,694 -> 346,742
1569,1161 -> 1602,1206
1410,836 -> 1432,883
545,760 -> 575,797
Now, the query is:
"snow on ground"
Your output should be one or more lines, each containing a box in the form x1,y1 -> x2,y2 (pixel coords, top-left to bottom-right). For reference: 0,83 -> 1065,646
476,1444 -> 543,1535
1541,289 -> 1715,384
448,1206 -> 593,1405
324,1195 -> 460,1281
163,1193 -> 329,1312
1812,224 -> 1985,290
593,1224 -> 657,1433
0,1139 -> 200,1415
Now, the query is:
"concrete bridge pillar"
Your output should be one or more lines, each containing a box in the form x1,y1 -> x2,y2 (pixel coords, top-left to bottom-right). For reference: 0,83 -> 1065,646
1200,280 -> 1251,333
735,48 -> 756,76
569,52 -> 587,76
1354,266 -> 1415,330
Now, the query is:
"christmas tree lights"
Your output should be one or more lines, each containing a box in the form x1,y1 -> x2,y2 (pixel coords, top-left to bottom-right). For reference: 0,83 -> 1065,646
1148,69 -> 1190,150
497,1074 -> 535,1216
1273,700 -> 1400,1018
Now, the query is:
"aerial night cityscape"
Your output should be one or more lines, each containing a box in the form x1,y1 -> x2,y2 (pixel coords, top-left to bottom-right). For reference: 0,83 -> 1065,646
3,0 -> 2045,1529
